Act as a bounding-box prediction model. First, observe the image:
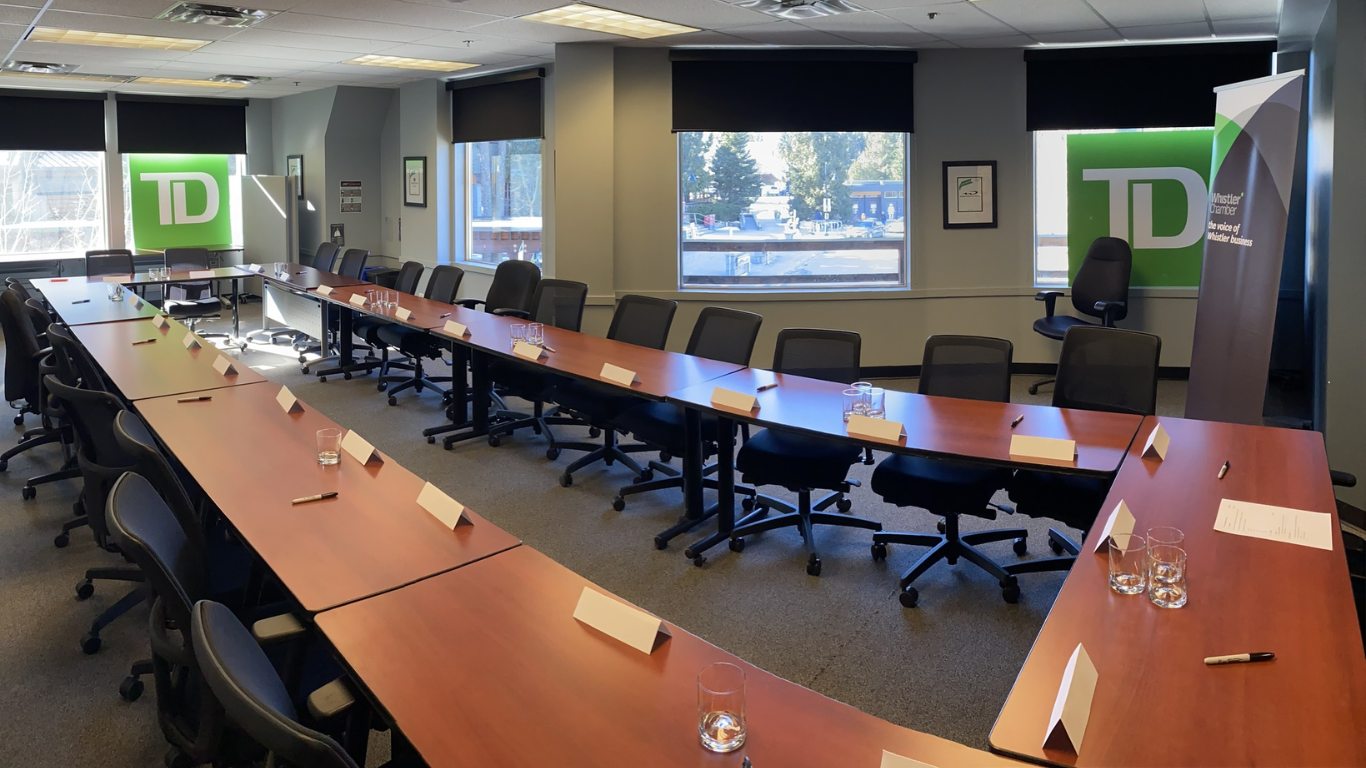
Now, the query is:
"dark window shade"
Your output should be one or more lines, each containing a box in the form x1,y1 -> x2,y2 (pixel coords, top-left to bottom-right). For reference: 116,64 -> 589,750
671,50 -> 916,133
116,95 -> 247,154
1025,42 -> 1275,131
0,90 -> 105,151
448,69 -> 544,143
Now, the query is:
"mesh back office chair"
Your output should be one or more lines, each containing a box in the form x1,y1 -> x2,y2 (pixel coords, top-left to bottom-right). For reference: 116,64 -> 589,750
85,249 -> 134,277
730,329 -> 880,577
1028,236 -> 1132,394
613,307 -> 764,512
310,242 -> 340,273
1,291 -> 80,497
335,249 -> 369,280
551,294 -> 678,488
869,336 -> 1024,608
163,247 -> 227,341
352,261 -> 424,369
376,265 -> 465,403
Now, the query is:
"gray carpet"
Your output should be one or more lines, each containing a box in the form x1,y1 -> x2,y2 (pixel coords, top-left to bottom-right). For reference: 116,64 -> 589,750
0,314 -> 1188,767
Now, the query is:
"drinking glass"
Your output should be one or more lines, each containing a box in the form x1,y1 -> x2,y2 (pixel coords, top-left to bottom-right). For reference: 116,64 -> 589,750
698,662 -> 746,753
385,291 -> 395,310
865,387 -> 886,419
851,381 -> 872,416
1146,526 -> 1185,584
1108,534 -> 1147,595
107,283 -> 124,301
1148,544 -> 1188,608
527,322 -> 545,347
842,388 -> 862,422
316,428 -> 342,466
510,323 -> 527,349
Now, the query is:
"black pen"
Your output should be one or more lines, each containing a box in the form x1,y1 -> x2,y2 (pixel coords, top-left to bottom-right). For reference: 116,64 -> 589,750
291,491 -> 338,505
1204,652 -> 1274,665
439,312 -> 452,318
756,382 -> 778,392
1218,460 -> 1230,479
132,339 -> 157,346
72,299 -> 90,304
177,395 -> 212,403
1011,414 -> 1025,429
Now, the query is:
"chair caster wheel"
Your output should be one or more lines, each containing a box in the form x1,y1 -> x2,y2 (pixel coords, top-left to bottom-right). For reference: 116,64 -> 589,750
588,427 -> 601,438
427,436 -> 436,444
0,458 -> 7,471
636,469 -> 653,483
1049,538 -> 1065,555
1013,537 -> 1028,556
654,536 -> 668,550
741,497 -> 755,511
377,383 -> 387,392
806,556 -> 822,577
1028,383 -> 1041,395
54,532 -> 69,548
488,435 -> 501,448
546,447 -> 560,460
899,588 -> 920,608
319,376 -> 327,383
442,441 -> 453,451
164,748 -> 193,768
936,519 -> 946,534
692,555 -> 706,567
559,474 -> 572,488
659,451 -> 672,463
299,355 -> 307,364
22,485 -> 35,500
729,537 -> 745,553
611,496 -> 625,511
388,396 -> 397,406
871,542 -> 888,561
119,676 -> 144,702
836,498 -> 852,513
75,580 -> 94,600
1002,580 -> 1021,604
343,372 -> 352,380
13,414 -> 23,426
302,366 -> 310,374
81,633 -> 102,655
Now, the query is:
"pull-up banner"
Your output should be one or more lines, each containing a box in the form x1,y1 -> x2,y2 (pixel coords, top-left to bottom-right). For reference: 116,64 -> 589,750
1185,71 -> 1305,424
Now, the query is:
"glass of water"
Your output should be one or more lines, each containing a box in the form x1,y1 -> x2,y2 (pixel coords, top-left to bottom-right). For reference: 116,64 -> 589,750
510,323 -> 527,349
1148,544 -> 1188,608
107,283 -> 124,301
1146,526 -> 1185,582
316,428 -> 342,466
851,381 -> 872,416
698,662 -> 746,753
866,387 -> 886,419
842,388 -> 862,422
527,322 -> 545,347
1108,533 -> 1147,595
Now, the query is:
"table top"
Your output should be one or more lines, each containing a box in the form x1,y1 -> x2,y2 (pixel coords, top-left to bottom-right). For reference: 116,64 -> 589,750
134,244 -> 243,254
33,279 -> 163,326
68,317 -> 268,400
135,382 -> 521,614
317,283 -> 458,332
989,415 -> 1366,767
38,268 -> 250,287
316,545 -> 1014,768
258,264 -> 369,291
667,369 -> 1144,475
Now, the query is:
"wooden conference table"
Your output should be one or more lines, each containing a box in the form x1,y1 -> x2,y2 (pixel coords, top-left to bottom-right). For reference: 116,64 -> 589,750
31,277 -> 163,326
38,269 -> 256,339
68,316 -> 268,401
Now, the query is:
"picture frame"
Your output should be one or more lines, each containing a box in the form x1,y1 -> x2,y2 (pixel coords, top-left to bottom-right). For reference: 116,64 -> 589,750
286,154 -> 304,201
404,156 -> 427,208
942,161 -> 997,229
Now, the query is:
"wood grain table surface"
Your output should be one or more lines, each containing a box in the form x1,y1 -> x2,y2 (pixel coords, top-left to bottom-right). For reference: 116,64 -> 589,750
34,278 -> 164,326
69,317 -> 267,400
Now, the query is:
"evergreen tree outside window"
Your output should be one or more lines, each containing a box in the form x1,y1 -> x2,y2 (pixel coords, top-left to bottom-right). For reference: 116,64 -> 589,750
465,139 -> 543,267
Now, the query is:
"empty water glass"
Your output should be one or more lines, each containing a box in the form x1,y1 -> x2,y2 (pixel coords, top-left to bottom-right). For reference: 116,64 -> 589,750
316,428 -> 342,466
842,388 -> 862,422
1146,526 -> 1185,583
106,283 -> 124,301
866,387 -> 886,419
1148,544 -> 1188,608
1108,533 -> 1147,595
510,323 -> 527,349
851,381 -> 872,416
698,662 -> 746,753
527,322 -> 545,347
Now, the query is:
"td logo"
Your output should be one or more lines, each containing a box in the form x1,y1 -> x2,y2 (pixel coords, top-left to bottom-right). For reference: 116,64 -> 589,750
128,154 -> 232,249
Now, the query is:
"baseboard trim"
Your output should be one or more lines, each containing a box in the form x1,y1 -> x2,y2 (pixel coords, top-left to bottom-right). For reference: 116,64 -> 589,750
862,364 -> 1191,380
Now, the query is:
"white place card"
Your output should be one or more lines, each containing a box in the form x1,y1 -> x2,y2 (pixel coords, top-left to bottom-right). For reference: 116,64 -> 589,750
348,293 -> 368,307
443,320 -> 469,337
512,340 -> 545,361
1141,423 -> 1170,461
1009,434 -> 1077,463
316,285 -> 334,296
340,429 -> 382,466
572,587 -> 671,654
416,482 -> 471,530
131,296 -> 143,308
276,385 -> 304,414
710,387 -> 757,412
1044,644 -> 1098,754
102,275 -> 125,282
182,332 -> 202,350
151,314 -> 169,330
599,362 -> 639,387
189,270 -> 215,279
1092,499 -> 1136,553
1214,498 -> 1334,551
244,263 -> 263,273
394,307 -> 413,321
880,751 -> 935,768
847,413 -> 906,444
212,356 -> 238,376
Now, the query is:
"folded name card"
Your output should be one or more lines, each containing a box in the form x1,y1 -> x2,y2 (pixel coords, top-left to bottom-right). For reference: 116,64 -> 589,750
189,270 -> 215,279
102,275 -> 125,282
182,332 -> 202,350
1009,435 -> 1077,462
212,356 -> 238,376
1044,644 -> 1098,754
711,387 -> 757,412
1142,422 -> 1170,461
348,293 -> 368,307
131,296 -> 143,308
847,413 -> 906,444
394,307 -> 413,321
512,340 -> 545,360
151,314 -> 169,330
316,285 -> 334,296
880,751 -> 935,768
572,587 -> 671,654
416,482 -> 471,530
1092,499 -> 1136,553
340,429 -> 382,466
443,320 -> 469,337
276,385 -> 304,414
600,362 -> 639,387
244,263 -> 263,273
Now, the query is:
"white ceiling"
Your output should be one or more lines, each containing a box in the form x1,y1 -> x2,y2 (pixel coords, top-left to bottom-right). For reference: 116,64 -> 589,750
0,0 -> 1280,98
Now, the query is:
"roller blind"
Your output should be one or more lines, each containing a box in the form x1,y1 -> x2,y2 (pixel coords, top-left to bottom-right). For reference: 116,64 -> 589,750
1024,42 -> 1276,131
0,89 -> 106,151
115,95 -> 248,154
447,68 -> 545,143
670,49 -> 916,133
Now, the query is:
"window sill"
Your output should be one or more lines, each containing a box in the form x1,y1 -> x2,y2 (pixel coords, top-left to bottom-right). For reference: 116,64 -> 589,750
636,286 -> 1200,302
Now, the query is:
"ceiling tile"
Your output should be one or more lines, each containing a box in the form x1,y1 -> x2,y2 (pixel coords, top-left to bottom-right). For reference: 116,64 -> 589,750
1088,0 -> 1207,27
1210,16 -> 1278,36
849,0 -> 973,8
227,28 -> 380,54
401,0 -> 562,16
289,0 -> 500,31
971,0 -> 1108,34
586,0 -> 773,29
253,11 -> 437,42
722,20 -> 865,45
0,5 -> 37,25
48,0 -> 196,16
1204,0 -> 1278,20
462,16 -> 622,44
1029,28 -> 1123,44
196,40 -> 352,62
393,29 -> 555,57
12,40 -> 189,60
646,30 -> 755,47
1119,21 -> 1213,40
956,33 -> 1034,47
33,9 -> 241,39
155,59 -> 304,76
371,44 -> 523,65
882,3 -> 1020,37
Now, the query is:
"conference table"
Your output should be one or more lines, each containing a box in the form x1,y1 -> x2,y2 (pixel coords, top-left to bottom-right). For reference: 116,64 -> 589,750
31,277 -> 163,326
37,270 -> 256,340
68,316 -> 269,401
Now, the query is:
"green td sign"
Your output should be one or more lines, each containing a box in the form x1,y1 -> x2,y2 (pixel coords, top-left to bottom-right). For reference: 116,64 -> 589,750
128,154 -> 231,250
1066,130 -> 1213,287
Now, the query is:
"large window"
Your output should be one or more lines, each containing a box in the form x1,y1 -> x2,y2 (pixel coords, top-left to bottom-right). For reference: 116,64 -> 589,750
679,131 -> 907,289
0,151 -> 105,256
465,139 -> 543,267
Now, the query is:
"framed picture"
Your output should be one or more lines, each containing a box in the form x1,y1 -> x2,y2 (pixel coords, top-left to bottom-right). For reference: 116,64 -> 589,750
404,156 -> 427,208
942,161 -> 997,229
286,154 -> 304,201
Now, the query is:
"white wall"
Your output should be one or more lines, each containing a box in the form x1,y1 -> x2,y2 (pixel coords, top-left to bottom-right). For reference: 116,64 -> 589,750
380,96 -> 401,262
324,87 -> 394,258
271,87 -> 334,255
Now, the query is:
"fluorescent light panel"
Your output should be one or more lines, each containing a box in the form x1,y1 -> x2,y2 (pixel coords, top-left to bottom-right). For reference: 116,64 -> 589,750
345,54 -> 477,72
520,3 -> 697,39
134,76 -> 245,88
0,71 -> 133,83
27,27 -> 210,52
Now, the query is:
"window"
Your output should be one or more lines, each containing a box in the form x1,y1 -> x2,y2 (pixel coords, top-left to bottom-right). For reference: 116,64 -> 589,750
679,131 -> 907,290
0,150 -> 105,256
465,139 -> 543,267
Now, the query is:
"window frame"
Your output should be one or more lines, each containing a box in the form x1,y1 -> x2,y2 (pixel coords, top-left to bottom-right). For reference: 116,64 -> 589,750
0,149 -> 109,259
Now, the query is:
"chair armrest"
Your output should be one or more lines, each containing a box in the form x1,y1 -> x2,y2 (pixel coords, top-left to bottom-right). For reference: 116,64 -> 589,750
251,613 -> 307,645
306,678 -> 356,721
454,298 -> 484,310
1035,291 -> 1063,318
31,346 -> 51,362
1331,469 -> 1358,488
492,308 -> 530,320
1093,300 -> 1126,327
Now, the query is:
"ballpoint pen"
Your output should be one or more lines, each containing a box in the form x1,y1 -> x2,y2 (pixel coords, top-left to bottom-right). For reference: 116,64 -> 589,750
72,299 -> 90,304
132,339 -> 157,346
1204,652 -> 1273,665
756,382 -> 778,392
176,396 -> 212,403
541,344 -> 557,353
1011,414 -> 1025,429
439,312 -> 452,318
291,491 -> 338,505
1218,460 -> 1230,479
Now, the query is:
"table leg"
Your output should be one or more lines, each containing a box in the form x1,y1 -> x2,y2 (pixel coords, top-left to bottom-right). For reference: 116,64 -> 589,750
653,408 -> 712,550
441,348 -> 491,449
422,341 -> 473,441
683,415 -> 737,566
231,278 -> 240,341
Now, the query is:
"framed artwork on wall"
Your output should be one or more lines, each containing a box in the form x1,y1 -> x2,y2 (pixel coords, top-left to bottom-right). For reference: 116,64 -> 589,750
942,160 -> 997,229
287,154 -> 304,201
404,156 -> 427,208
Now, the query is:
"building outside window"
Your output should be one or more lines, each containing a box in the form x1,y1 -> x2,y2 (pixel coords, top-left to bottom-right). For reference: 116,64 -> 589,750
466,139 -> 543,267
678,131 -> 907,289
0,150 -> 105,256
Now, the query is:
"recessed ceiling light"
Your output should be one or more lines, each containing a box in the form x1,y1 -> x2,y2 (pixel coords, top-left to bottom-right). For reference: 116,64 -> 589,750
133,76 -> 246,88
157,2 -> 277,28
735,0 -> 864,21
1,60 -> 77,74
26,27 -> 211,52
0,70 -> 134,83
345,54 -> 477,72
520,3 -> 698,39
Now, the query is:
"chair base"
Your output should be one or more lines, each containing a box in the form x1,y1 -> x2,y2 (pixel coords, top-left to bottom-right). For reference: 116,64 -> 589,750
556,429 -> 656,487
1027,377 -> 1055,395
872,512 -> 1028,606
614,460 -> 756,511
79,584 -> 147,655
730,489 -> 881,576
1000,527 -> 1082,576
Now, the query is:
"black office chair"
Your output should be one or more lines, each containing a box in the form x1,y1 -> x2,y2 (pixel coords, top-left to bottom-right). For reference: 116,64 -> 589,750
1028,236 -> 1132,394
352,260 -> 424,367
455,259 -> 540,315
163,247 -> 227,342
611,307 -> 764,511
0,289 -> 61,465
376,265 -> 464,404
310,242 -> 340,273
868,336 -> 1024,607
253,243 -> 341,347
1007,326 -> 1162,582
335,249 -> 368,280
551,294 -> 677,488
17,321 -> 82,505
85,249 -> 134,277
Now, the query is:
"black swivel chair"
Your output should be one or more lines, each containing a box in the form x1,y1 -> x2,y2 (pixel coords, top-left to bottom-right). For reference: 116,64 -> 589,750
869,336 -> 1024,607
454,258 -> 540,315
376,265 -> 464,404
85,249 -> 134,277
1007,326 -> 1162,581
352,260 -> 423,369
551,294 -> 677,488
310,242 -> 340,273
611,307 -> 764,511
1029,236 -> 1132,394
162,247 -> 229,343
253,243 -> 341,347
0,289 -> 60,462
729,329 -> 880,577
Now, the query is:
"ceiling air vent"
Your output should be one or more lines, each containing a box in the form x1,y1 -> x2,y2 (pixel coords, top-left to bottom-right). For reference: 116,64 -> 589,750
210,74 -> 270,85
2,60 -> 77,74
736,0 -> 865,21
157,2 -> 277,28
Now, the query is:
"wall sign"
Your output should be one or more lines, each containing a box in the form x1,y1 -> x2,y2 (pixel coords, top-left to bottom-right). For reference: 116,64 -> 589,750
340,180 -> 362,213
286,154 -> 304,201
404,156 -> 427,207
128,154 -> 232,250
329,223 -> 344,245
